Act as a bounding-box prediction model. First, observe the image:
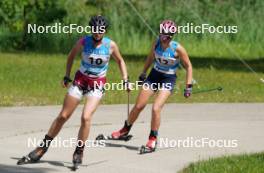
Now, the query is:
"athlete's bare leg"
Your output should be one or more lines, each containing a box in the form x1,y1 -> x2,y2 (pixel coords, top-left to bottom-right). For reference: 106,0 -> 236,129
151,90 -> 171,131
77,96 -> 101,143
47,94 -> 80,138
127,88 -> 154,125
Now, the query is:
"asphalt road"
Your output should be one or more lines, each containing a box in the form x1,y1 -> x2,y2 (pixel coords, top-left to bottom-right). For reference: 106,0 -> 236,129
0,103 -> 263,173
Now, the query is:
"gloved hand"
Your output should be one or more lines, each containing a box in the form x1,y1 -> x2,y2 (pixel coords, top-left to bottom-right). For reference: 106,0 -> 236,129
184,84 -> 192,98
62,76 -> 72,88
138,72 -> 147,85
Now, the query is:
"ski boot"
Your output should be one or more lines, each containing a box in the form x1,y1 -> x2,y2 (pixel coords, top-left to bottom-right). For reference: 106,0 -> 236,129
96,121 -> 133,141
139,136 -> 157,154
17,135 -> 52,165
17,145 -> 48,165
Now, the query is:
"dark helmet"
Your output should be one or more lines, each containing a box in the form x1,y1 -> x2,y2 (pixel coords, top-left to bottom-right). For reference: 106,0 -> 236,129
89,15 -> 109,29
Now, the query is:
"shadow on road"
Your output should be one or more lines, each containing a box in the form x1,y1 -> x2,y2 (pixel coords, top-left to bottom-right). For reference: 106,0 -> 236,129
10,157 -> 108,170
0,163 -> 56,173
105,142 -> 139,151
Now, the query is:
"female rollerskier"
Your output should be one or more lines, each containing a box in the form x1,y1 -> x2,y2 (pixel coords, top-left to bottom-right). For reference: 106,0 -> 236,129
17,15 -> 130,168
111,20 -> 193,153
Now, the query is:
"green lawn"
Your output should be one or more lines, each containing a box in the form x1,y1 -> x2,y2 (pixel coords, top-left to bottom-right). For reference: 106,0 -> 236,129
0,52 -> 263,106
179,152 -> 264,173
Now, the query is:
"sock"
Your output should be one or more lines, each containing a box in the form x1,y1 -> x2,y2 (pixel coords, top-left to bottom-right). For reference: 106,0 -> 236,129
149,130 -> 158,139
75,140 -> 85,153
40,134 -> 53,149
124,120 -> 132,132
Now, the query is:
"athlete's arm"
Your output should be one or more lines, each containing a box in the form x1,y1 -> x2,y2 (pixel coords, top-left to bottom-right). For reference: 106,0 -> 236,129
65,38 -> 83,77
110,41 -> 128,81
142,41 -> 156,73
62,38 -> 83,87
176,44 -> 193,86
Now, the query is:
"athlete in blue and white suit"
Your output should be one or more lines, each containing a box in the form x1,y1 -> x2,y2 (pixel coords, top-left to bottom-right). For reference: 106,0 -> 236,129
67,35 -> 112,99
112,20 -> 193,152
79,35 -> 111,78
144,38 -> 180,92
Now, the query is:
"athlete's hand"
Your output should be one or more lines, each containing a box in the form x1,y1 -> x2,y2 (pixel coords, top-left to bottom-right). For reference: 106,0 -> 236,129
138,72 -> 147,85
184,84 -> 192,98
62,76 -> 72,88
123,79 -> 132,92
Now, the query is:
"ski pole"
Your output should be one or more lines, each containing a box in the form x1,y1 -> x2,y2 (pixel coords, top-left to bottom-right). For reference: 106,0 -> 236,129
192,87 -> 223,94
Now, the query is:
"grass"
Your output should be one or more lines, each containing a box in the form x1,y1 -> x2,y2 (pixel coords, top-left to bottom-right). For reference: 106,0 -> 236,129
1,0 -> 264,59
1,31 -> 263,59
179,152 -> 264,173
0,52 -> 263,106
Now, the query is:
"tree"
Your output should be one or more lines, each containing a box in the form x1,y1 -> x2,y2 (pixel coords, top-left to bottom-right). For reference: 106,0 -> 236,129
0,0 -> 66,49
